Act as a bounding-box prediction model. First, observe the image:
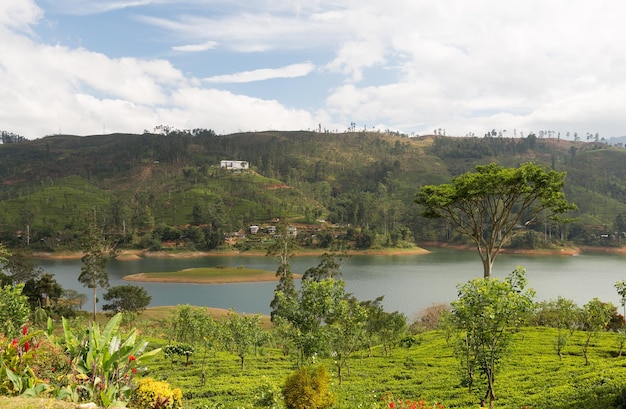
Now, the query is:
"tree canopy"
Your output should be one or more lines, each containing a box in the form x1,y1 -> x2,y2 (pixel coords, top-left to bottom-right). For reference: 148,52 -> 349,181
79,225 -> 116,320
102,285 -> 152,319
449,267 -> 535,409
415,162 -> 576,278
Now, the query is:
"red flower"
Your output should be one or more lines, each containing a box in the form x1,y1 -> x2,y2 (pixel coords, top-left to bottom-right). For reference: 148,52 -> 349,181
389,402 -> 396,409
132,368 -> 137,374
128,355 -> 136,361
11,339 -> 18,347
22,326 -> 28,336
24,342 -> 30,353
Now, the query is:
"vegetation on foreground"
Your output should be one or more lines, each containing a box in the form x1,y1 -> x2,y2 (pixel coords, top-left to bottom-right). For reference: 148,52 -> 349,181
3,309 -> 626,409
2,271 -> 626,409
1,161 -> 626,409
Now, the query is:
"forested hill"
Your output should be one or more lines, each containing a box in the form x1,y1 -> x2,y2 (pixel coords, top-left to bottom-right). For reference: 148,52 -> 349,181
0,130 -> 625,251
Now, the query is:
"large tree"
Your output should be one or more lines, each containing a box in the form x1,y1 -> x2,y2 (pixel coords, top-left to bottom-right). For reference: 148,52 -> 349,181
1,248 -> 43,284
415,162 -> 576,278
79,225 -> 116,321
221,310 -> 267,370
268,222 -> 298,321
102,285 -> 152,322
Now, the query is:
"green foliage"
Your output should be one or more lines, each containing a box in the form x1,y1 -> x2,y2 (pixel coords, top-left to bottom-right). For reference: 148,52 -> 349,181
449,267 -> 535,408
282,365 -> 335,409
164,344 -> 194,366
102,285 -> 152,321
532,297 -> 580,359
253,377 -> 283,409
580,298 -> 614,365
22,273 -> 63,311
165,305 -> 216,348
362,296 -> 408,355
616,280 -> 626,318
0,284 -> 30,339
2,132 -> 626,253
59,313 -> 162,407
415,162 -> 576,278
79,225 -> 116,321
220,310 -> 266,370
1,248 -> 43,285
0,326 -> 47,396
129,377 -> 183,409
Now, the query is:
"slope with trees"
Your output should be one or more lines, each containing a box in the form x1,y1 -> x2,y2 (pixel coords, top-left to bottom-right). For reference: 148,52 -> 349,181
0,131 -> 625,253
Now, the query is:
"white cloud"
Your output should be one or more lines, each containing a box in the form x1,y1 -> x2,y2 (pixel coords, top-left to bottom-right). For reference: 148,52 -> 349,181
137,7 -> 347,52
4,0 -> 626,139
40,0 -> 161,15
204,62 -> 315,84
167,87 -> 320,132
0,0 -> 42,31
172,41 -> 218,52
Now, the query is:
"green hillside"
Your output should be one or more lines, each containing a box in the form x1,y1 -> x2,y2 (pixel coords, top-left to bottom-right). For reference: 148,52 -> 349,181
0,130 -> 624,251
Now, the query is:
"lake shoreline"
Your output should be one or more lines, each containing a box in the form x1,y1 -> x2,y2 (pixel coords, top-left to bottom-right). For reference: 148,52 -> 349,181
123,268 -> 301,285
419,242 -> 583,256
33,243 -> 626,262
34,246 -> 431,261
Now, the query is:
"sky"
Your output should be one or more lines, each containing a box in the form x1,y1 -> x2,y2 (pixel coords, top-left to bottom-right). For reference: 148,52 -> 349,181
2,1 -> 626,140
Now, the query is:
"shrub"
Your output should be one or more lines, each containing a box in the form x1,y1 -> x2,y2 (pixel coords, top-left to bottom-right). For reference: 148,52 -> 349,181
58,313 -> 162,407
411,303 -> 450,332
0,325 -> 47,396
254,377 -> 282,409
282,365 -> 335,409
130,377 -> 183,409
164,344 -> 194,366
381,393 -> 446,409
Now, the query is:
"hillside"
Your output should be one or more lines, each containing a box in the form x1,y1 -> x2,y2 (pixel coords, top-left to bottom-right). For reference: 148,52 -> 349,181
0,130 -> 625,251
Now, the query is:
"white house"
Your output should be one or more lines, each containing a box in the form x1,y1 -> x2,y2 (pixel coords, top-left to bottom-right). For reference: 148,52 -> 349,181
220,160 -> 249,170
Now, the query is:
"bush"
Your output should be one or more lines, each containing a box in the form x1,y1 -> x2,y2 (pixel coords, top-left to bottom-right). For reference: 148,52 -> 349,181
282,365 -> 335,409
130,377 -> 183,409
411,303 -> 450,332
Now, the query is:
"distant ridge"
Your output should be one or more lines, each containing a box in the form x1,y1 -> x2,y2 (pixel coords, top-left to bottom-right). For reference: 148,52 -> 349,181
608,135 -> 626,145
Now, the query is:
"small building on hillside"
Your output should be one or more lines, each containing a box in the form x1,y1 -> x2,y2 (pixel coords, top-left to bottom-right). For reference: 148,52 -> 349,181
220,160 -> 249,170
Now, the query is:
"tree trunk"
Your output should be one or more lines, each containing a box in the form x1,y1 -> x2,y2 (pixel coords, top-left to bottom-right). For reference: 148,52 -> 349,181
92,287 -> 97,321
337,362 -> 343,385
481,256 -> 493,279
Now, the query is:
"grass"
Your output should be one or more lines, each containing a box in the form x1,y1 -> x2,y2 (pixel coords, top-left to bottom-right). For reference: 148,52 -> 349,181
4,309 -> 626,409
0,397 -> 76,409
123,266 -> 279,284
135,325 -> 626,409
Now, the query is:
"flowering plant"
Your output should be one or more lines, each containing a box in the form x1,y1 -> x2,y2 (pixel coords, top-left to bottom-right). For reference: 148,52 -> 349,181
58,313 -> 161,408
0,325 -> 48,396
382,393 -> 445,409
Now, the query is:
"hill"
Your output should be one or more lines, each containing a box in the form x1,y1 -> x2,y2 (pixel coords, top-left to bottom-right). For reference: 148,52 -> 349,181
0,130 -> 625,251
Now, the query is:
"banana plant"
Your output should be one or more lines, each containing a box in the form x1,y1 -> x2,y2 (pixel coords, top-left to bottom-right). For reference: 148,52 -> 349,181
59,313 -> 161,407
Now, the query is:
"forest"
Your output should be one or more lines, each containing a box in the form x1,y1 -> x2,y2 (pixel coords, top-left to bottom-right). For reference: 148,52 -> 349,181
0,130 -> 625,254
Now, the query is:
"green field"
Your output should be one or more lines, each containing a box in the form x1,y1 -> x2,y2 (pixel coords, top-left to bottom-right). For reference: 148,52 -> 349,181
138,324 -> 626,409
124,266 -> 279,284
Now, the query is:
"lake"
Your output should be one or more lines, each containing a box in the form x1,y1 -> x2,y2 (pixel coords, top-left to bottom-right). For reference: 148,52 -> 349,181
38,248 -> 626,319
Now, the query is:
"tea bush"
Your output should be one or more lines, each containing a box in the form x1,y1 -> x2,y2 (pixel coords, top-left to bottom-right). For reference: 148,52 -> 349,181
282,365 -> 335,409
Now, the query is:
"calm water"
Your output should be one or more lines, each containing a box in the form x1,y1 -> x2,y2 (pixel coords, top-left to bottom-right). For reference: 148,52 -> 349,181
38,249 -> 626,318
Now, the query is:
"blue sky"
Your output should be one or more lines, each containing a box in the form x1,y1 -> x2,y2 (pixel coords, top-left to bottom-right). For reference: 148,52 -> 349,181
2,1 -> 626,139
